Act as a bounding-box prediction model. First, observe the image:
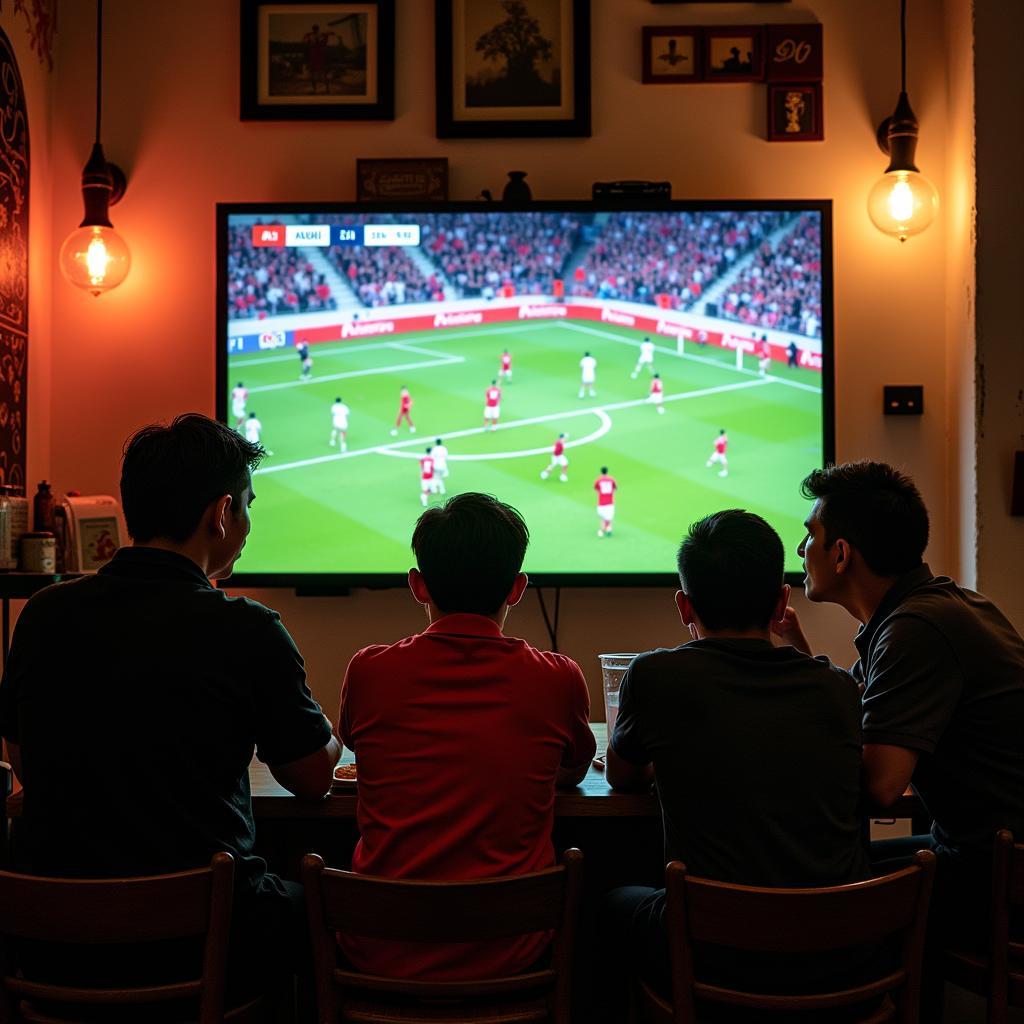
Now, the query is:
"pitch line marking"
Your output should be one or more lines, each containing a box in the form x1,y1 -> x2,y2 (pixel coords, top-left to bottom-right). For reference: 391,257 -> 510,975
229,323 -> 535,367
558,321 -> 824,395
246,355 -> 465,394
378,410 -> 614,462
255,377 -> 770,476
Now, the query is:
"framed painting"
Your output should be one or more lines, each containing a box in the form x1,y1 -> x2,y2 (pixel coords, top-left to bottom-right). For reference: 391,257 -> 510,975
703,25 -> 764,83
642,26 -> 702,84
240,0 -> 395,120
435,0 -> 591,138
767,81 -> 823,141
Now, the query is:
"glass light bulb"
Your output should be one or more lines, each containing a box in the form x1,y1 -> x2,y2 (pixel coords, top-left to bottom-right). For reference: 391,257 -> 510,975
59,224 -> 131,296
867,170 -> 939,242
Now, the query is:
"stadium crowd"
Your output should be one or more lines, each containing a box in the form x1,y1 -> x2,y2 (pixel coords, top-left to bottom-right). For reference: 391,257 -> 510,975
718,214 -> 823,338
567,210 -> 789,311
227,224 -> 337,320
420,212 -> 582,299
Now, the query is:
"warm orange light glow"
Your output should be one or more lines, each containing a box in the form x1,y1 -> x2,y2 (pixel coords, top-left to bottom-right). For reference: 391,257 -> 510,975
867,170 -> 939,242
59,224 -> 131,296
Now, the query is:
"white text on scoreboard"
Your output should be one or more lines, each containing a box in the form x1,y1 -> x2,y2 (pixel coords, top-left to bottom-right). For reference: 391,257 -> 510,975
363,224 -> 421,247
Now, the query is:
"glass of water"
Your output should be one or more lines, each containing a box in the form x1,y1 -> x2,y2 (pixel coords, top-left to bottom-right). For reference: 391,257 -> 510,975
598,653 -> 636,750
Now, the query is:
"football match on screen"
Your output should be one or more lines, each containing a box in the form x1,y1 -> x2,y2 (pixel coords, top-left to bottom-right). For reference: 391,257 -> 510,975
221,206 -> 827,579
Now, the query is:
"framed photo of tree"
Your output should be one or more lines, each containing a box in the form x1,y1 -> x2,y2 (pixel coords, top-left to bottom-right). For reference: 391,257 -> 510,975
435,0 -> 591,138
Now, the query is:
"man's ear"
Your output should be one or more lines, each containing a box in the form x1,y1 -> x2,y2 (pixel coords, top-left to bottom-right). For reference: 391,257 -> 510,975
675,590 -> 695,627
408,567 -> 432,605
773,582 -> 792,622
210,494 -> 233,540
505,572 -> 529,608
833,539 -> 853,575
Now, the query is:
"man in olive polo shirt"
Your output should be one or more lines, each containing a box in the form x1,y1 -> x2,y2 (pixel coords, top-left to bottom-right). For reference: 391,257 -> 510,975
779,461 -> 1024,1013
0,413 -> 340,995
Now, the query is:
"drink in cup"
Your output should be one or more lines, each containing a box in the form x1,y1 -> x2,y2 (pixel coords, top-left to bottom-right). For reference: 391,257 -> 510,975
598,653 -> 636,751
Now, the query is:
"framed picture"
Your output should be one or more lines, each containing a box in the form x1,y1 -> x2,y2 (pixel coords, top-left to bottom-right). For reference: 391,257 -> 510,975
703,26 -> 764,83
435,0 -> 591,138
642,26 -> 701,84
240,0 -> 395,120
356,158 -> 450,202
650,1 -> 788,4
765,23 -> 823,82
767,81 -> 823,141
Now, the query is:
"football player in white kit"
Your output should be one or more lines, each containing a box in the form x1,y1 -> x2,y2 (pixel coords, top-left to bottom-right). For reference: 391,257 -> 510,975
430,438 -> 449,494
579,351 -> 597,398
329,396 -> 350,451
231,381 -> 248,429
631,337 -> 656,378
244,412 -> 272,454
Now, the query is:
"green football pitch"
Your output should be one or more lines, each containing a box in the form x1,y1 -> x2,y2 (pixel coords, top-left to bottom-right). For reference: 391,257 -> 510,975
226,319 -> 823,577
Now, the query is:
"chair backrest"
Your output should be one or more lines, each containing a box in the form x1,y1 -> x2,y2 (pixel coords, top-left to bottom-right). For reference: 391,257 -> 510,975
302,847 -> 583,1023
0,762 -> 10,865
657,850 -> 936,1024
988,828 -> 1024,1019
0,852 -> 234,1024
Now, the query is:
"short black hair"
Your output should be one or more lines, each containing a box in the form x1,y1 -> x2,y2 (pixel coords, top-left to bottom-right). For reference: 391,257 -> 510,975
436,437 -> 443,445
800,461 -> 929,576
600,466 -> 608,474
411,493 -> 529,615
677,510 -> 784,631
121,413 -> 265,543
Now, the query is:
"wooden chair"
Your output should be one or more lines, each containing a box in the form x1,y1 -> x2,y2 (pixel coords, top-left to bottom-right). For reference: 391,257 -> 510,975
0,762 -> 10,866
636,850 -> 936,1024
944,828 -> 1024,1023
0,851 -> 264,1023
302,847 -> 583,1023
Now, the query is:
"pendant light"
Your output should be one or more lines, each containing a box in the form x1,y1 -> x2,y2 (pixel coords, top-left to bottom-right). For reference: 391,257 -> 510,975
58,0 -> 130,295
866,0 -> 939,242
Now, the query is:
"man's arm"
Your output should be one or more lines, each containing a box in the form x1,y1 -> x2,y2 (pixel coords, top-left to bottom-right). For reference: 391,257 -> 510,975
556,759 -> 591,790
3,739 -> 21,783
862,743 -> 918,809
606,743 -> 654,792
266,715 -> 341,799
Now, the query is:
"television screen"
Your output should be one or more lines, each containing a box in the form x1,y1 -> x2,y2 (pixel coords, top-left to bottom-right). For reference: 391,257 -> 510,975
217,201 -> 832,587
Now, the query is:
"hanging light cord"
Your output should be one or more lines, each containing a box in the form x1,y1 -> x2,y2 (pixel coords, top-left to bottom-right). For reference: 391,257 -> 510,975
897,0 -> 905,94
95,0 -> 102,145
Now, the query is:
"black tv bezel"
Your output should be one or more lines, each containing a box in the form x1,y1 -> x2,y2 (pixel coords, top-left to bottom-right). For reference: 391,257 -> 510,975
216,199 -> 835,592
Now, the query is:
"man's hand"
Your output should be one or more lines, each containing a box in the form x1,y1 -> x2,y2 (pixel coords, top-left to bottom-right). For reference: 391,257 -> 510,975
771,606 -> 812,655
606,744 -> 654,793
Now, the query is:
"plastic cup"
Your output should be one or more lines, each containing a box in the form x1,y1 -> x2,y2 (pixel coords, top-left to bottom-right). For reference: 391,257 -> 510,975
599,653 -> 637,748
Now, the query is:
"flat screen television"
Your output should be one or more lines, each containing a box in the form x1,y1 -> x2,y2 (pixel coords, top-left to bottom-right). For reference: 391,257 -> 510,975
216,200 -> 833,589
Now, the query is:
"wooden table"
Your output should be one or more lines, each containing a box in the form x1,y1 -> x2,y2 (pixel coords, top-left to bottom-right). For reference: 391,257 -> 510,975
250,724 -> 660,820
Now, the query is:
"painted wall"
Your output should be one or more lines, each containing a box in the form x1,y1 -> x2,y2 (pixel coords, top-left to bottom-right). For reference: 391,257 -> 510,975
40,0 -> 981,718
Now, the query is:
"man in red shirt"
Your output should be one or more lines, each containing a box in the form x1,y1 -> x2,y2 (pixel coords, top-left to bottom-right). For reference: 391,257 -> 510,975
498,349 -> 512,381
338,493 -> 595,980
540,432 -> 569,482
594,466 -> 618,537
391,386 -> 415,436
483,380 -> 502,430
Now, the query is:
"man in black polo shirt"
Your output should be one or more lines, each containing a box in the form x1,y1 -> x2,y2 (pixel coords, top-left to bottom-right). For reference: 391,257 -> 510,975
603,510 -> 867,1016
0,413 -> 340,994
781,461 -> 1024,1013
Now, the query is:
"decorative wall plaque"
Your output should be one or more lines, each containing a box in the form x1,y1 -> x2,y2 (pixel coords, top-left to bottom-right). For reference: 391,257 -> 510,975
357,157 -> 449,202
0,26 -> 28,491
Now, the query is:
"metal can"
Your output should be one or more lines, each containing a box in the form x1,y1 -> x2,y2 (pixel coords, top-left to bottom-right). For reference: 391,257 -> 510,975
20,531 -> 56,573
0,487 -> 11,570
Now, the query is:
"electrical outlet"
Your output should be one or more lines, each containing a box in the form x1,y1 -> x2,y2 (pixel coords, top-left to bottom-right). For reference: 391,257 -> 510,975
883,385 -> 924,416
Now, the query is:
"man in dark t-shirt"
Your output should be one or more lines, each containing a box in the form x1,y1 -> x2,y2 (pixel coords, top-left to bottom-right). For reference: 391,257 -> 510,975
0,413 -> 341,996
780,461 -> 1024,1017
602,510 -> 867,1020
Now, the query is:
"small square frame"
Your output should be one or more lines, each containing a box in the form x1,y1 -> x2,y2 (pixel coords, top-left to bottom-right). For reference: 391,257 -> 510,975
767,81 -> 823,141
642,26 -> 702,84
703,25 -> 764,83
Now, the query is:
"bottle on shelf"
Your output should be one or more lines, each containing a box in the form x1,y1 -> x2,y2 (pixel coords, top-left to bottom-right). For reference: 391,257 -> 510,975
33,480 -> 56,533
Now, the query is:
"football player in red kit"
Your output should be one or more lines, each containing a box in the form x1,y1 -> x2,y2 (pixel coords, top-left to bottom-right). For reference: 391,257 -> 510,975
594,467 -> 618,537
391,386 -> 416,436
540,433 -> 569,482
